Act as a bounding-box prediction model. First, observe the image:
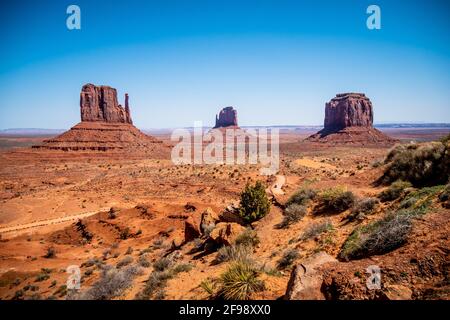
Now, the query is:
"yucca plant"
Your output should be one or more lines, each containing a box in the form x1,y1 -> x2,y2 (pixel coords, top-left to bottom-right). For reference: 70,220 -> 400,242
219,262 -> 265,300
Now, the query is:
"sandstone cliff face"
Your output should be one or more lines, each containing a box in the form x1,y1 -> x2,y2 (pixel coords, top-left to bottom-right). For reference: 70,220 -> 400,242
80,84 -> 132,124
324,93 -> 373,132
307,93 -> 396,145
214,106 -> 238,128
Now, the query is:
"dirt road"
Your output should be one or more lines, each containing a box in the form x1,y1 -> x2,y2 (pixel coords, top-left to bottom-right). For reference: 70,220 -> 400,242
0,208 -> 109,234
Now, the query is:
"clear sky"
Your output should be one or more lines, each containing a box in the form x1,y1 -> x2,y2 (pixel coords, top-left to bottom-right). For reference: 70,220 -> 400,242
0,0 -> 449,129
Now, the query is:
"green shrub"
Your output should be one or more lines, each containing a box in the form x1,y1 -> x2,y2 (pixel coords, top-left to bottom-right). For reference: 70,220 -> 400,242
379,180 -> 412,202
399,185 -> 445,210
200,278 -> 217,296
439,184 -> 450,201
277,248 -> 299,269
299,220 -> 333,241
216,245 -> 252,264
440,133 -> 450,144
347,198 -> 379,221
116,256 -> 133,268
234,229 -> 260,247
339,212 -> 413,261
317,187 -> 355,213
35,273 -> 50,282
119,227 -> 131,240
277,204 -> 307,229
218,262 -> 265,300
153,257 -> 172,272
238,181 -> 271,223
286,188 -> 316,207
138,270 -> 174,300
138,254 -> 151,268
172,263 -> 193,274
380,141 -> 450,187
438,184 -> 450,208
44,246 -> 56,259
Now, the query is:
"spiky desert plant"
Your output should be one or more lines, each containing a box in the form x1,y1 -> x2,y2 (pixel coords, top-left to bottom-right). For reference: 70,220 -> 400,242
219,261 -> 265,300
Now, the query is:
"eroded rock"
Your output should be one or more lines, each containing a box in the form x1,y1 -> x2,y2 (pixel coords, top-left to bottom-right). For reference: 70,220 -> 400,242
285,252 -> 337,300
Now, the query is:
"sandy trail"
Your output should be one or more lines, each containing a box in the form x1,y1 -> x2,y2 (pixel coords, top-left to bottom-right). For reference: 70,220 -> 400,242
270,175 -> 286,195
0,207 -> 109,234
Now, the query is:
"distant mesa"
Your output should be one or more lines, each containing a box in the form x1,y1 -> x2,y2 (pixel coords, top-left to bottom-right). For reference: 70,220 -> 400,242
33,84 -> 167,155
214,106 -> 239,128
306,93 -> 397,145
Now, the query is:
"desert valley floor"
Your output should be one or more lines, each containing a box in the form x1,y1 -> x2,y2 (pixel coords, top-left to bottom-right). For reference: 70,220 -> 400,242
0,128 -> 449,300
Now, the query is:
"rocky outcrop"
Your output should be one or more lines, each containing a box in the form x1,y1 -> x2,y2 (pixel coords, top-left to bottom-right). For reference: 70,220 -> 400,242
306,93 -> 396,145
324,93 -> 373,132
209,222 -> 246,246
285,252 -> 337,300
214,106 -> 238,128
184,215 -> 201,243
80,84 -> 132,124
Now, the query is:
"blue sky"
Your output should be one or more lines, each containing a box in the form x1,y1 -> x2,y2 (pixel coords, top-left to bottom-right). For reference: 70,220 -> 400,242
0,0 -> 449,129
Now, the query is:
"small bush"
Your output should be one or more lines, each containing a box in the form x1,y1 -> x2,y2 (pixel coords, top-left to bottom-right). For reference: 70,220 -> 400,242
235,229 -> 260,247
379,180 -> 412,202
277,204 -> 307,229
81,265 -> 142,300
399,185 -> 445,211
152,238 -> 165,249
339,212 -> 413,260
238,181 -> 271,223
286,188 -> 316,206
438,184 -> 450,208
119,228 -> 131,240
380,141 -> 450,187
438,184 -> 450,202
35,273 -> 50,282
441,133 -> 450,144
138,254 -> 151,268
153,257 -> 172,272
82,257 -> 103,268
347,198 -> 379,221
44,247 -> 56,259
277,248 -> 299,269
218,262 -> 265,300
200,278 -> 216,296
317,187 -> 355,213
137,270 -> 173,300
172,263 -> 193,274
116,256 -> 133,268
299,220 -> 333,241
216,245 -> 252,264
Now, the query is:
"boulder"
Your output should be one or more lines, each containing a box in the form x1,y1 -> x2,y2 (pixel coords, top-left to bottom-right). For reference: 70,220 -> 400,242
285,252 -> 337,300
218,205 -> 246,225
214,106 -> 238,128
200,208 -> 219,233
184,214 -> 201,243
209,222 -> 246,246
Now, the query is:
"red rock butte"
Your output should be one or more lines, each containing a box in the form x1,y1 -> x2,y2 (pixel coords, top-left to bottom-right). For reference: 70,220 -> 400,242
214,106 -> 239,129
306,93 -> 397,145
33,84 -> 168,155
